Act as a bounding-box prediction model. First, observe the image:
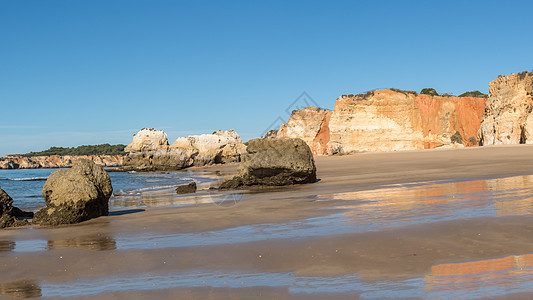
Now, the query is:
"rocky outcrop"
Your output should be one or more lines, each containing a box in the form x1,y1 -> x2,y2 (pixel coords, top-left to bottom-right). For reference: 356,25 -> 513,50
0,155 -> 123,169
122,129 -> 246,171
478,71 -> 533,145
34,159 -> 113,225
275,90 -> 486,154
124,128 -> 169,152
175,182 -> 197,194
0,188 -> 33,228
171,130 -> 247,166
276,107 -> 332,155
219,138 -> 316,188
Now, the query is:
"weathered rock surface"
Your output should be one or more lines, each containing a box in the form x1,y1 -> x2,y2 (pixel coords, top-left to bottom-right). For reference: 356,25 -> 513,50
0,155 -> 123,169
219,138 -> 316,188
175,182 -> 197,194
122,129 -> 246,171
0,188 -> 33,228
276,107 -> 332,155
124,128 -> 170,151
275,89 -> 486,154
478,71 -> 533,145
34,159 -> 113,225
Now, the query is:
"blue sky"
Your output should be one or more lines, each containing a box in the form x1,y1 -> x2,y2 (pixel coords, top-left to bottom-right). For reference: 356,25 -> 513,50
1,0 -> 532,155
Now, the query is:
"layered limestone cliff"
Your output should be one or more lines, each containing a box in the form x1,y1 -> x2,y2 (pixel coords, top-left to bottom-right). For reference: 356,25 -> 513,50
122,128 -> 246,171
478,71 -> 533,145
276,107 -> 332,155
275,89 -> 486,154
0,155 -> 123,169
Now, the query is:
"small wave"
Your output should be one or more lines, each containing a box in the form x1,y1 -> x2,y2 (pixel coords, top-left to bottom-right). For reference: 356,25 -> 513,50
131,185 -> 178,193
8,177 -> 48,182
111,185 -> 179,198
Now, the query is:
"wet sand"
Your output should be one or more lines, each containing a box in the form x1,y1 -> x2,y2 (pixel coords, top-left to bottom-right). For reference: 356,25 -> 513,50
2,145 -> 533,299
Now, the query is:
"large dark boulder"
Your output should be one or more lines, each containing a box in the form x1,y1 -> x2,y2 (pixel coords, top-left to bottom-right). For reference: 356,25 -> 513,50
220,138 -> 316,188
0,188 -> 33,228
34,159 -> 113,225
175,182 -> 197,194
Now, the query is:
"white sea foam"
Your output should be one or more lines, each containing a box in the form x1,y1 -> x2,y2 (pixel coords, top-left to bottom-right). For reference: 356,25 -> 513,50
7,177 -> 48,181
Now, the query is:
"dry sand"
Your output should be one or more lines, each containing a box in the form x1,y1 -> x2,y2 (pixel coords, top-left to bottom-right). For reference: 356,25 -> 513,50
2,145 -> 533,299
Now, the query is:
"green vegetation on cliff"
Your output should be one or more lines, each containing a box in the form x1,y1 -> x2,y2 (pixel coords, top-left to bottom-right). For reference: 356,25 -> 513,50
420,88 -> 439,96
458,90 -> 487,98
22,144 -> 126,157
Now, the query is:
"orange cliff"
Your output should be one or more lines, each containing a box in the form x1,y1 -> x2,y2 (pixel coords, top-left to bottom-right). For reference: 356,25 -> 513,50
275,89 -> 486,155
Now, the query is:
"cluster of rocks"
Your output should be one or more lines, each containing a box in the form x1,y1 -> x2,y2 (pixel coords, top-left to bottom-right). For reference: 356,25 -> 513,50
1,137 -> 317,228
121,128 -> 246,171
0,155 -> 123,170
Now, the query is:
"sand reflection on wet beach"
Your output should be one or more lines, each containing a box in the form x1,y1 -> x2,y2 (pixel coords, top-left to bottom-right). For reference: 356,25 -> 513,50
4,253 -> 533,299
2,174 -> 533,298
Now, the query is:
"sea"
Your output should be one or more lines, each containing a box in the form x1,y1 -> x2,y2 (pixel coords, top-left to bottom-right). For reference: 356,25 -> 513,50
0,168 -> 216,211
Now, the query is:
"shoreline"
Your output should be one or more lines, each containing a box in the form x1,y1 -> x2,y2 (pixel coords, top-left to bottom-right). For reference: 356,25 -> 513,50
2,145 -> 533,298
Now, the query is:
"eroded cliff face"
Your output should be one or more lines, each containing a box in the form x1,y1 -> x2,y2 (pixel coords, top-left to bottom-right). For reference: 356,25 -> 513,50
0,155 -> 123,169
276,90 -> 486,155
478,71 -> 533,145
122,129 -> 246,171
276,107 -> 332,155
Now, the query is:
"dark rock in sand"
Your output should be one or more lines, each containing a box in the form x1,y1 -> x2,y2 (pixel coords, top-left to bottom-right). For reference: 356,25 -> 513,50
219,138 -> 316,188
34,159 -> 113,226
176,182 -> 197,194
0,188 -> 33,228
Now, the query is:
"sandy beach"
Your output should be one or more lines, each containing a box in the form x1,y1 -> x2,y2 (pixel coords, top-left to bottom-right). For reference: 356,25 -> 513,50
2,145 -> 533,299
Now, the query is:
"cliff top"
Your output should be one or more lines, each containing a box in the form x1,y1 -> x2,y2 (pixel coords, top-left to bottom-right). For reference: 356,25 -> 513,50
341,88 -> 487,100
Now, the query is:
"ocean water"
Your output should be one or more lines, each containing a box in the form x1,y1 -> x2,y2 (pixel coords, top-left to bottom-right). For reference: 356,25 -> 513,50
0,168 -> 214,211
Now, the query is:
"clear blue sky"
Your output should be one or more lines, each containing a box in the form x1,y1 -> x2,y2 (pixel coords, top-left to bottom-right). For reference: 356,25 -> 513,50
1,0 -> 532,155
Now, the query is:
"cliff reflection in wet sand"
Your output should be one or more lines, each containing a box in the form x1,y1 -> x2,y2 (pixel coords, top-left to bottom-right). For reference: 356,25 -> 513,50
320,175 -> 533,227
425,254 -> 533,298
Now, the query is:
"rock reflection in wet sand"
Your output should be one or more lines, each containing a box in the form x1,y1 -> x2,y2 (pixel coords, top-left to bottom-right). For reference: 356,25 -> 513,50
0,240 -> 15,252
0,280 -> 41,298
47,234 -> 116,251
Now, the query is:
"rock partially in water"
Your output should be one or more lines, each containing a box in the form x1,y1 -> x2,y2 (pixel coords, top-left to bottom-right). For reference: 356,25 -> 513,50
121,128 -> 246,171
34,159 -> 113,226
175,182 -> 197,194
0,154 -> 123,170
0,188 -> 33,228
220,138 -> 317,188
